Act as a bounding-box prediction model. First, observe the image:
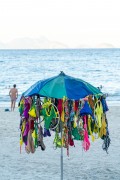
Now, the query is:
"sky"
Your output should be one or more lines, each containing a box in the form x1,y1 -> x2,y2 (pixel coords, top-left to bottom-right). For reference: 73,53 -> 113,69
0,0 -> 120,47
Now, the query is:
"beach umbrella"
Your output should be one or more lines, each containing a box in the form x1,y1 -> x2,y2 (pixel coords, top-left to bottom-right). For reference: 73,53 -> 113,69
23,71 -> 102,99
22,71 -> 103,180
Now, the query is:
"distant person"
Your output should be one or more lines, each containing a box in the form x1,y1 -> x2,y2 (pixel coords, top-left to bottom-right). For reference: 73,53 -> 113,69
9,84 -> 18,111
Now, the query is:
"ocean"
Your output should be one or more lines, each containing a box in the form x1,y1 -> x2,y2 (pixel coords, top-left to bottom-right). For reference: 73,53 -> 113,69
0,49 -> 120,180
0,49 -> 120,105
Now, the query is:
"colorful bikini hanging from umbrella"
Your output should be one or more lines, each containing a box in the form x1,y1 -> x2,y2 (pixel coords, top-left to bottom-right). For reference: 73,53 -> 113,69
19,71 -> 110,180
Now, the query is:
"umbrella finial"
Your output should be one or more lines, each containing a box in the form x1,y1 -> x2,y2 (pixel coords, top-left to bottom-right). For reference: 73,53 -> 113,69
60,71 -> 65,76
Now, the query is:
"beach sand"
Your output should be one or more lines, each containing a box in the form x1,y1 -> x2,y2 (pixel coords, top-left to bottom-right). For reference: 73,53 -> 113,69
0,106 -> 120,180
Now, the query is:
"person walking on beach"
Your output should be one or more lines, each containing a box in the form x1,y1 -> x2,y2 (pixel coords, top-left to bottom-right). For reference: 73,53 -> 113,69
9,84 -> 18,111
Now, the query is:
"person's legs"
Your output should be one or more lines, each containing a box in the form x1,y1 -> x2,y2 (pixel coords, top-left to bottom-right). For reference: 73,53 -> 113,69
11,100 -> 13,111
13,101 -> 16,111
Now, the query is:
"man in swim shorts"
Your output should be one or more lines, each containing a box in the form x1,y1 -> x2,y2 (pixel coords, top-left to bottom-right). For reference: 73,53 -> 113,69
9,84 -> 18,111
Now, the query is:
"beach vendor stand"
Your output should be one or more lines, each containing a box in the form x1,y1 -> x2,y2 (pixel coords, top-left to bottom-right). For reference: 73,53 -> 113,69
19,71 -> 110,180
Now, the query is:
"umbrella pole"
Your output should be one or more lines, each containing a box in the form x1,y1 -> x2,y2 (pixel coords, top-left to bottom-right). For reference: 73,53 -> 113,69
60,120 -> 63,180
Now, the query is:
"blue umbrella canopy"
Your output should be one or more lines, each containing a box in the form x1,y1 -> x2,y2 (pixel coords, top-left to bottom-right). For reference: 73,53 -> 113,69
23,71 -> 102,100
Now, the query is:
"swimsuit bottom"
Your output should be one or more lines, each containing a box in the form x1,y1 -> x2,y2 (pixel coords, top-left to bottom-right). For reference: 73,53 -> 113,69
11,97 -> 16,101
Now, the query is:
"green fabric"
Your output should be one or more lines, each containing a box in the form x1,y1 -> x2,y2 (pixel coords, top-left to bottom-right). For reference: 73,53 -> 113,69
72,127 -> 81,140
53,132 -> 62,148
34,121 -> 38,148
19,103 -> 24,114
19,105 -> 24,114
41,106 -> 57,130
39,76 -> 67,99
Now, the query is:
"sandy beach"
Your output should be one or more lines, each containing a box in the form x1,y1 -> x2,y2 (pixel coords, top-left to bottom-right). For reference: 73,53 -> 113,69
0,106 -> 120,180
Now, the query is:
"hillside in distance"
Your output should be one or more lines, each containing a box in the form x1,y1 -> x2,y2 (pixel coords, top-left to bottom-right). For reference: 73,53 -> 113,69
0,37 -> 68,49
0,37 -> 115,49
